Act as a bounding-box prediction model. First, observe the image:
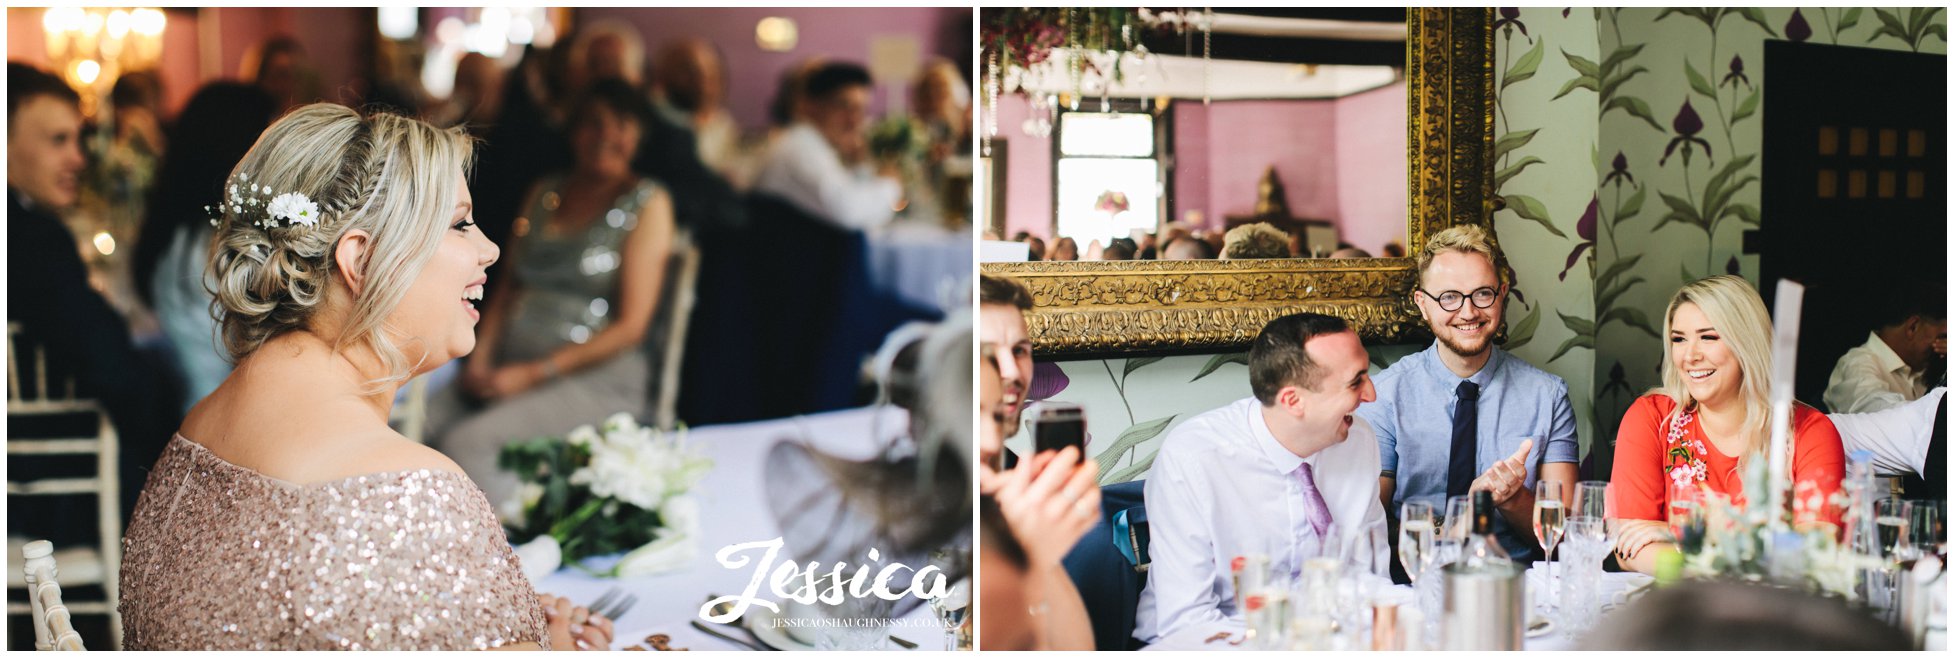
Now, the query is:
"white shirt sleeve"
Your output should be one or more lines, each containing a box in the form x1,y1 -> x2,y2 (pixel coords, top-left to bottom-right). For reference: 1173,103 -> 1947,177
1830,387 -> 1944,477
1140,446 -> 1232,641
755,126 -> 901,231
1825,345 -> 1912,414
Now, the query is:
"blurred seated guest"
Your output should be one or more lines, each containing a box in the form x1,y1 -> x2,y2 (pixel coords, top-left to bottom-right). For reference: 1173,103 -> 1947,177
1048,236 -> 1079,261
567,19 -> 646,92
1329,246 -> 1372,259
1288,232 -> 1307,258
979,496 -> 1039,651
1199,230 -> 1227,258
1137,313 -> 1389,643
1135,231 -> 1159,260
1829,386 -> 1946,501
1162,235 -> 1217,260
1102,237 -> 1137,261
122,103 -> 609,650
9,62 -> 175,517
913,58 -> 971,163
241,35 -> 315,113
1084,238 -> 1105,261
1824,290 -> 1945,413
1611,275 -> 1845,574
429,80 -> 676,506
754,62 -> 902,231
1382,241 -> 1406,258
1580,580 -> 1906,650
132,83 -> 279,412
1222,222 -> 1289,259
431,52 -> 506,129
1022,235 -> 1047,262
652,38 -> 739,182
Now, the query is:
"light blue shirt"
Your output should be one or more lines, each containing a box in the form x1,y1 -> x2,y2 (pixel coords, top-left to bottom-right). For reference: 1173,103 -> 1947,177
1355,343 -> 1578,562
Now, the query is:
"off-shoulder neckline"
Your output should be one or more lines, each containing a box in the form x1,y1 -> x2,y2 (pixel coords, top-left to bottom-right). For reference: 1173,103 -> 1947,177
169,433 -> 476,492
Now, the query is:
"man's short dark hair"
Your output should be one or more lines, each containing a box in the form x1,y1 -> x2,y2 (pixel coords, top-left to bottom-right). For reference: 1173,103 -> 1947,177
804,62 -> 872,102
980,274 -> 1033,311
8,62 -> 80,130
1249,312 -> 1351,405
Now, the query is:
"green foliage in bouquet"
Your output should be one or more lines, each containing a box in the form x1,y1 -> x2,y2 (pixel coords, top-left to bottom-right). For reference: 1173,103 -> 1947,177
869,117 -> 927,162
498,413 -> 713,572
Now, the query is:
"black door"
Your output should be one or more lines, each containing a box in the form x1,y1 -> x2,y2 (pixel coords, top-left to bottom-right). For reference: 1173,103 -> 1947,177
1759,40 -> 1946,407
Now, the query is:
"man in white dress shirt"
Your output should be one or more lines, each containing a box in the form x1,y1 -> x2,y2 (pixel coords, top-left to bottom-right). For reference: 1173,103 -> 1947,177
752,61 -> 903,231
1135,312 -> 1391,644
1824,295 -> 1944,413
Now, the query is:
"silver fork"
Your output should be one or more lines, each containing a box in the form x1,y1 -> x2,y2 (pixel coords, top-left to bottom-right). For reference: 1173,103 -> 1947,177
595,593 -> 639,622
587,588 -> 623,619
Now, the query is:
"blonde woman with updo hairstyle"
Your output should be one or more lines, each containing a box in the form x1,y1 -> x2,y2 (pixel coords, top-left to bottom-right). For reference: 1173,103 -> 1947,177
1609,275 -> 1845,574
118,104 -> 610,650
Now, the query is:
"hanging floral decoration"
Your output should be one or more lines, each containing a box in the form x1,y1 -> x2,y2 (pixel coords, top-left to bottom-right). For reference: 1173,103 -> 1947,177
980,8 -> 1196,153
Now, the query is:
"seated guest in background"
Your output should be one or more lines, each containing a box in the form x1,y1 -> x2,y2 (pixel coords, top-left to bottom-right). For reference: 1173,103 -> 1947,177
1220,222 -> 1289,259
1611,275 -> 1846,574
1382,241 -> 1406,258
1162,235 -> 1217,260
132,83 -> 279,414
1823,290 -> 1945,413
977,274 -> 1096,650
429,80 -> 676,507
1048,236 -> 1080,261
1329,246 -> 1373,259
121,103 -> 605,650
1828,386 -> 1946,501
1023,235 -> 1047,261
240,36 -> 315,112
1138,313 -> 1390,643
1101,237 -> 1138,261
1359,224 -> 1577,569
754,62 -> 902,231
9,62 -> 175,517
652,38 -> 740,183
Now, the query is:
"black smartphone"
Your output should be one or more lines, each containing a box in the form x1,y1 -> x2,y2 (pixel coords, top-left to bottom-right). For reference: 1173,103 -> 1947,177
1032,402 -> 1086,463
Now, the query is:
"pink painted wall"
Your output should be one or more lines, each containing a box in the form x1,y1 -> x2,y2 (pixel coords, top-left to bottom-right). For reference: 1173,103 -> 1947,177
1178,99 -> 1342,231
995,94 -> 1054,239
580,7 -> 968,132
1333,81 -> 1408,255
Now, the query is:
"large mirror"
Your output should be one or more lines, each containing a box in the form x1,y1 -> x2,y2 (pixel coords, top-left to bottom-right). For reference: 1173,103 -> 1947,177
979,8 -> 1494,357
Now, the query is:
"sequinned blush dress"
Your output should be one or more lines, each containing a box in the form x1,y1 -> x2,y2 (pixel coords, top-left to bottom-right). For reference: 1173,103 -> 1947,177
119,435 -> 550,650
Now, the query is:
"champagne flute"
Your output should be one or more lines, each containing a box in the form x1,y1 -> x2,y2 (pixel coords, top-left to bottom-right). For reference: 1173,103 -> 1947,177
1668,483 -> 1707,556
1534,480 -> 1566,610
1573,481 -> 1610,520
1442,495 -> 1473,542
1909,500 -> 1945,561
1875,498 -> 1912,561
930,580 -> 971,650
1399,501 -> 1435,583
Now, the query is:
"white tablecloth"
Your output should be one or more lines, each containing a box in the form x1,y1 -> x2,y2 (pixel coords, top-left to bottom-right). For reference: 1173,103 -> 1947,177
535,407 -> 948,651
867,223 -> 971,314
1141,565 -> 1652,651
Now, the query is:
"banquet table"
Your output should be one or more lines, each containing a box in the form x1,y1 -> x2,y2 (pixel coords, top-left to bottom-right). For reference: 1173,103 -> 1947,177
866,222 -> 971,315
1141,567 -> 1653,651
536,407 -> 950,651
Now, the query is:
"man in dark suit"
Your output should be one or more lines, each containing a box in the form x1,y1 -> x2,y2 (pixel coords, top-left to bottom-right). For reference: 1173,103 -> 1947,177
8,62 -> 174,519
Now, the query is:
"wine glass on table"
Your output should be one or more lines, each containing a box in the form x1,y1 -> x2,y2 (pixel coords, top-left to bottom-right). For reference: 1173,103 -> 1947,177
929,546 -> 972,650
1573,481 -> 1610,521
1534,480 -> 1566,611
1399,501 -> 1436,583
1875,498 -> 1913,562
1668,483 -> 1707,557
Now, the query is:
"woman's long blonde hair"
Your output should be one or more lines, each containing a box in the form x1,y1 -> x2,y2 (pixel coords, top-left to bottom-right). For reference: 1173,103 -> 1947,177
208,103 -> 474,386
1653,275 -> 1776,471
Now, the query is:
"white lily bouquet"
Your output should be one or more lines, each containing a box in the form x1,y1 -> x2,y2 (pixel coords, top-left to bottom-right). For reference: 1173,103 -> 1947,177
500,413 -> 713,578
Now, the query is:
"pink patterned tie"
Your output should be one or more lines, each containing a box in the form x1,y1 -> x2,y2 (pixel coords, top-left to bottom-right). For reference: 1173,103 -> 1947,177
1296,462 -> 1333,539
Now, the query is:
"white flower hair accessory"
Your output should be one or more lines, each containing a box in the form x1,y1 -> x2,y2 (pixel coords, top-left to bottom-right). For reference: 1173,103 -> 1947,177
206,172 -> 326,229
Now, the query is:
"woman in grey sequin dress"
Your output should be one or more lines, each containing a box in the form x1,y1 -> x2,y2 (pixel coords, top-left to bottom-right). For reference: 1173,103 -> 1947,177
427,79 -> 676,508
120,104 -> 607,650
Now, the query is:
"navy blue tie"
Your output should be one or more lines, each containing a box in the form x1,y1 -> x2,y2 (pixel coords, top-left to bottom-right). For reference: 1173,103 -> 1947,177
1446,381 -> 1480,498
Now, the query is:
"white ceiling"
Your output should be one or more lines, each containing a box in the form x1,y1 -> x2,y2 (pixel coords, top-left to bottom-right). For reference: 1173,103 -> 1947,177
1010,50 -> 1400,100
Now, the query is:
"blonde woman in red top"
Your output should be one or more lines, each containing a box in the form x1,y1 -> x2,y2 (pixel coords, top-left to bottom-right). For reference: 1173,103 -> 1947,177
1609,275 -> 1846,574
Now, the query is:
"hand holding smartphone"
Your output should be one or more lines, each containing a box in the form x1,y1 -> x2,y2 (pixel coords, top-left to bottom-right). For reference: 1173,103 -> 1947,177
1031,402 -> 1087,464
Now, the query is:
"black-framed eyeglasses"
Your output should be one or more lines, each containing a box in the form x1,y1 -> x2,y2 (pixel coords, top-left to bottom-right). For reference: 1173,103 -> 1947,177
1418,285 -> 1502,312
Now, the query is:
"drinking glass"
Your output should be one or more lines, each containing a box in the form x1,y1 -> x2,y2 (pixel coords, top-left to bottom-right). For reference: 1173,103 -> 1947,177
1558,517 -> 1609,635
1874,498 -> 1912,561
1573,481 -> 1611,520
1534,480 -> 1567,611
1399,501 -> 1436,583
1443,495 -> 1473,541
1668,483 -> 1708,556
1908,500 -> 1945,560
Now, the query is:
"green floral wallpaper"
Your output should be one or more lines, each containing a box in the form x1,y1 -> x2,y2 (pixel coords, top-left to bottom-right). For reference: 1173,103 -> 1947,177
1028,7 -> 1945,485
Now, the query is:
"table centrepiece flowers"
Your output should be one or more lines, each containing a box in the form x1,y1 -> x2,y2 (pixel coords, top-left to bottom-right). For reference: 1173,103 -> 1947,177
500,413 -> 713,578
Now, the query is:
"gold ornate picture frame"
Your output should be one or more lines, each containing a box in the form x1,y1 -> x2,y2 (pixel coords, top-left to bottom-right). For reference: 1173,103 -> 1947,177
980,8 -> 1495,358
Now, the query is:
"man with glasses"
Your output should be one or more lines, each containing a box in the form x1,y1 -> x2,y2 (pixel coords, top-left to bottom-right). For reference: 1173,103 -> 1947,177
1355,224 -> 1578,573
